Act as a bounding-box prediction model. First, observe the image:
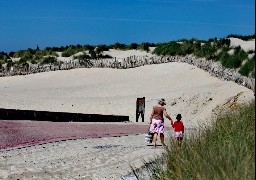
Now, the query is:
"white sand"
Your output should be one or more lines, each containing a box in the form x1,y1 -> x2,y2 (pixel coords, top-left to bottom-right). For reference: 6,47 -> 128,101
103,49 -> 154,59
0,132 -> 170,179
0,49 -> 255,179
0,62 -> 253,127
229,37 -> 255,52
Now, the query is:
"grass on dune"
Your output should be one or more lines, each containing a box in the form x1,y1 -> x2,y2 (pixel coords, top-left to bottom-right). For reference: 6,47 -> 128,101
136,101 -> 255,180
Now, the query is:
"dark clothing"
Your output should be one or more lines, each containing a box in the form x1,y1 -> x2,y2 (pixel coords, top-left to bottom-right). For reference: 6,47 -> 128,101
136,111 -> 144,122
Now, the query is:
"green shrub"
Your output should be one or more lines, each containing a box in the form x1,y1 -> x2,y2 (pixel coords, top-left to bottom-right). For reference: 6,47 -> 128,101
74,53 -> 91,60
41,56 -> 57,64
7,59 -> 14,67
18,58 -> 28,65
220,47 -> 247,69
139,42 -> 150,52
31,59 -> 37,64
154,42 -> 182,56
89,50 -> 97,59
239,56 -> 255,77
129,43 -> 139,50
62,48 -> 76,57
111,43 -> 127,50
61,45 -> 85,57
221,54 -> 242,69
194,42 -> 217,59
0,52 -> 10,61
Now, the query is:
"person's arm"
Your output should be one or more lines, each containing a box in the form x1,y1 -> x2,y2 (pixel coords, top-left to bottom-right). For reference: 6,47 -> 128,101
163,108 -> 173,123
149,108 -> 154,124
171,121 -> 176,128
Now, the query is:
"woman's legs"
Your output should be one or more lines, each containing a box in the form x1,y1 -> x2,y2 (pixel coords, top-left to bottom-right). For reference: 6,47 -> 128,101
160,133 -> 166,146
153,133 -> 158,147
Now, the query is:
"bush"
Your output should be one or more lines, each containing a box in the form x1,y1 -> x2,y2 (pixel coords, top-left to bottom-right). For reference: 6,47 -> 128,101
62,48 -> 76,57
41,56 -> 57,64
7,60 -> 14,67
18,58 -> 28,65
74,53 -> 91,60
154,42 -> 182,56
61,45 -> 85,57
194,42 -> 217,59
111,43 -> 127,50
221,54 -> 242,69
31,59 -> 37,64
0,52 -> 10,61
220,47 -> 247,69
129,43 -> 139,50
139,42 -> 150,52
239,55 -> 255,77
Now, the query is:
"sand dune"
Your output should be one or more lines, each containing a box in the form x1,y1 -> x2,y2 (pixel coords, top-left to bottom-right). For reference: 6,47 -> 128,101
0,62 -> 254,127
0,51 -> 255,179
229,37 -> 255,52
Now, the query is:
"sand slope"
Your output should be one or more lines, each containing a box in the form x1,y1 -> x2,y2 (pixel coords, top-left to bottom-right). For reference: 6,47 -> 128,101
0,62 -> 254,128
0,58 -> 255,179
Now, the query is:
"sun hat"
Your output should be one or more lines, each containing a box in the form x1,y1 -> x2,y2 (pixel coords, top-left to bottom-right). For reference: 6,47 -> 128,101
158,98 -> 166,105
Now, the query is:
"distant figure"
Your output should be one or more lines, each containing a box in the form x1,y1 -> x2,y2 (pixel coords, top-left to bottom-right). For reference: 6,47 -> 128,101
171,114 -> 185,147
149,98 -> 173,147
136,97 -> 145,122
36,45 -> 40,51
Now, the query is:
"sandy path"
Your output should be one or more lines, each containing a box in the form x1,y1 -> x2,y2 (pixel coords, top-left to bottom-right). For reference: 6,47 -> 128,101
0,132 -> 173,179
0,120 -> 154,150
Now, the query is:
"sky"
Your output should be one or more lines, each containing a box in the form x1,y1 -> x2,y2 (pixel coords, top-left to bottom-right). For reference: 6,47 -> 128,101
0,0 -> 255,52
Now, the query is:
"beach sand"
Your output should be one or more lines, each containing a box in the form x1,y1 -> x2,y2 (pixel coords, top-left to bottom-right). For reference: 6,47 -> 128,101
0,62 -> 253,127
0,49 -> 255,179
1,130 -> 173,179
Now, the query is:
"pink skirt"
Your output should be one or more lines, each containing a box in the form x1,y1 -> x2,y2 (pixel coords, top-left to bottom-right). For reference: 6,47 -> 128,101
150,119 -> 164,134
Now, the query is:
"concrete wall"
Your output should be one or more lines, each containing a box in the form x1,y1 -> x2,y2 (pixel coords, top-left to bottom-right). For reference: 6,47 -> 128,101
0,108 -> 129,122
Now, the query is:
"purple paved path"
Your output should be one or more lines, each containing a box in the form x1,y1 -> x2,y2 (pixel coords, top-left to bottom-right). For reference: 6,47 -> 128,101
0,120 -> 154,150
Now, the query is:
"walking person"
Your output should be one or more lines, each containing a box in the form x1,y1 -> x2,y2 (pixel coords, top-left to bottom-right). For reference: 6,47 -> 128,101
136,97 -> 145,122
171,114 -> 184,147
149,98 -> 173,147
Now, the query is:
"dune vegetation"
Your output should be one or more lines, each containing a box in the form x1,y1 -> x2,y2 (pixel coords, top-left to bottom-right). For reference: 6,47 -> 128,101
153,35 -> 255,78
0,34 -> 255,77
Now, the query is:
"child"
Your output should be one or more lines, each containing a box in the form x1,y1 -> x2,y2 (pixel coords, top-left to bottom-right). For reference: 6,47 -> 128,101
171,114 -> 184,147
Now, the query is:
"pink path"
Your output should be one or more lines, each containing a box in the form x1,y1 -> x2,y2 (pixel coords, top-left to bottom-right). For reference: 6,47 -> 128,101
0,120 -> 153,150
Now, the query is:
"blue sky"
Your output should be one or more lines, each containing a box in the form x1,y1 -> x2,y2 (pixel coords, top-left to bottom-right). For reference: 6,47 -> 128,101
0,0 -> 255,52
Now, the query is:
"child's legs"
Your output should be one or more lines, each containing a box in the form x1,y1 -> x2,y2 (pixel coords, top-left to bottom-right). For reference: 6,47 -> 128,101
177,137 -> 183,147
174,131 -> 183,147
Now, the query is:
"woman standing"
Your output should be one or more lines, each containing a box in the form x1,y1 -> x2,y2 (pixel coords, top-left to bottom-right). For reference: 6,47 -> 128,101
149,98 -> 173,147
